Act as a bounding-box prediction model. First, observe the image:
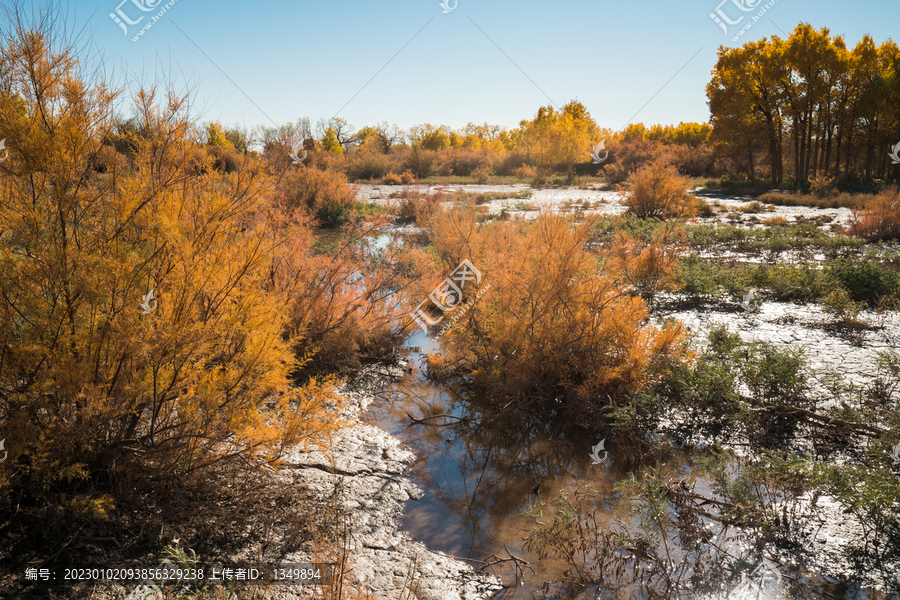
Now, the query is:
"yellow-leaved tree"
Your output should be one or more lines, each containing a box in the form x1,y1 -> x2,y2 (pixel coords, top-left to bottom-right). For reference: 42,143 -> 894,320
0,20 -> 340,522
550,100 -> 599,182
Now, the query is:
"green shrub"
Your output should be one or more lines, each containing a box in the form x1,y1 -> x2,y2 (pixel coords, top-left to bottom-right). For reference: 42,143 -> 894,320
749,263 -> 828,301
821,287 -> 867,326
825,258 -> 900,305
738,342 -> 810,408
672,254 -> 750,303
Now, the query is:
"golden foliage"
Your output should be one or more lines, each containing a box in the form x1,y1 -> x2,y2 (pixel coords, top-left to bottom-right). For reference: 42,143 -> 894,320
622,160 -> 697,220
276,165 -> 359,225
605,225 -> 685,297
0,31 -> 342,512
417,206 -> 690,421
763,215 -> 790,226
274,215 -> 428,372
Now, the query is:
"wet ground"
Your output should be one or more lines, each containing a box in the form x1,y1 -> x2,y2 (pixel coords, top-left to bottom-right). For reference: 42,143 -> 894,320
364,309 -> 900,598
356,182 -> 858,228
357,183 -> 900,599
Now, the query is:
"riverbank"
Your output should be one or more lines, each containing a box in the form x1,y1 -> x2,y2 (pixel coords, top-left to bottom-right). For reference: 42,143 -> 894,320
279,364 -> 503,599
0,363 -> 501,600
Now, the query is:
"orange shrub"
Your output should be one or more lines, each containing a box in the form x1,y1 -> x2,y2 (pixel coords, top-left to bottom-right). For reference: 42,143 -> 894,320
605,225 -> 685,297
666,143 -> 717,177
435,147 -> 493,177
809,174 -> 838,198
207,143 -> 241,172
276,166 -> 359,225
0,38 -> 343,527
417,206 -> 690,423
846,187 -> 900,241
274,215 -> 424,372
608,139 -> 664,173
764,215 -> 790,226
346,149 -> 392,180
382,172 -> 403,185
396,186 -> 446,223
472,164 -> 494,183
623,160 -> 696,219
305,149 -> 349,174
514,163 -> 536,179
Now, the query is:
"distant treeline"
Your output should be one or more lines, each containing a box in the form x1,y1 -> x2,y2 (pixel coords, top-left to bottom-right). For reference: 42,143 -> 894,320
109,24 -> 898,187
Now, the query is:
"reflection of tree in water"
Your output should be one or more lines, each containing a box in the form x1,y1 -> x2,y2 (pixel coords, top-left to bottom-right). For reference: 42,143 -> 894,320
375,374 -> 632,592
435,402 -> 592,559
373,376 -> 865,600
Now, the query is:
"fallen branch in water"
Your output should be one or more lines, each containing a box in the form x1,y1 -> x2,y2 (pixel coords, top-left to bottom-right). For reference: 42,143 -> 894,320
746,399 -> 887,437
478,545 -> 536,578
405,412 -> 464,425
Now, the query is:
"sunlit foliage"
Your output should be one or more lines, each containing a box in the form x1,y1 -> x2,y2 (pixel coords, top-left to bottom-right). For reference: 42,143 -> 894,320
416,205 -> 690,423
0,25 -> 341,521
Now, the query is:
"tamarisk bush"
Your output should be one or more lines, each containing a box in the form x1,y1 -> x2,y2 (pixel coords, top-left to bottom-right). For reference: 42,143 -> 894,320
418,204 -> 690,423
0,24 -> 341,524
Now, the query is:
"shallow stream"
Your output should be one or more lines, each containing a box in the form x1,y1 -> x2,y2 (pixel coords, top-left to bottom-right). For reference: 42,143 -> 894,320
363,299 -> 900,598
355,184 -> 899,598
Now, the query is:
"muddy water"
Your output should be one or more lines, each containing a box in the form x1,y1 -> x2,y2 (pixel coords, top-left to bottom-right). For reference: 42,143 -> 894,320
352,185 -> 898,597
363,313 -> 899,599
363,330 -> 629,598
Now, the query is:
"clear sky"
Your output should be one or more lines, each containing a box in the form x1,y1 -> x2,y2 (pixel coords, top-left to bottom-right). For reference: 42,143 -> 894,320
59,0 -> 900,133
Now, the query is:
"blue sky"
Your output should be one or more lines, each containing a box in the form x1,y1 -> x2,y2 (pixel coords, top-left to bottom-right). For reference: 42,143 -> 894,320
68,0 -> 899,134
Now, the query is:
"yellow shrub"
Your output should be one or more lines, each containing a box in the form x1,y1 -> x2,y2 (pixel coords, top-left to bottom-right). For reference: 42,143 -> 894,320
623,160 -> 696,219
764,215 -> 790,226
382,172 -> 403,185
0,36 -> 342,517
416,207 -> 690,420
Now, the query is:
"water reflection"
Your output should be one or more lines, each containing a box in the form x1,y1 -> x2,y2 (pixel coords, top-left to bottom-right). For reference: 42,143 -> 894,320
365,332 -> 639,597
362,331 -> 880,599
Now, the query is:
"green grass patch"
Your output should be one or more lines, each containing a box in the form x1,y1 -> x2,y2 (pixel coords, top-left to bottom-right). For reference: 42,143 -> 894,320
682,222 -> 863,254
316,200 -> 390,227
668,254 -> 900,306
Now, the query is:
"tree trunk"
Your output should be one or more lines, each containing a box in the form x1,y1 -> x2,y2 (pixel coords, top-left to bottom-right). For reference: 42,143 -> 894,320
792,111 -> 802,185
844,126 -> 853,179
